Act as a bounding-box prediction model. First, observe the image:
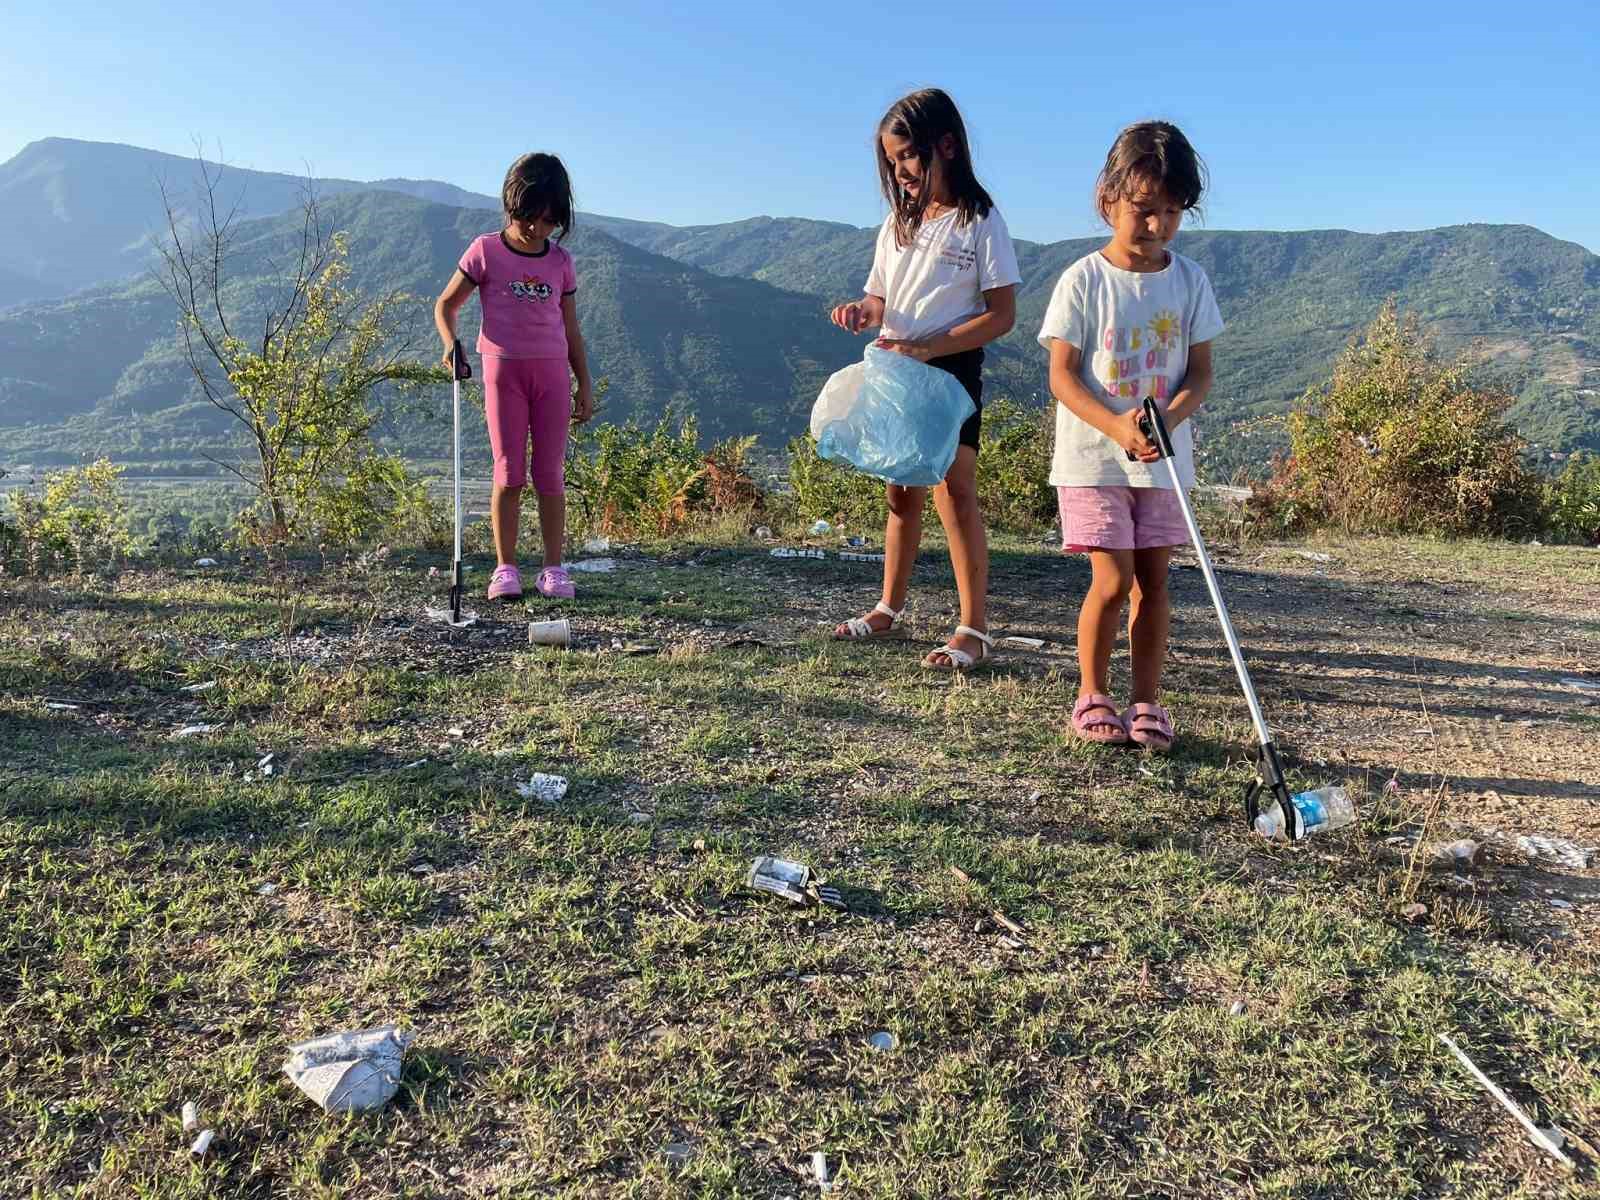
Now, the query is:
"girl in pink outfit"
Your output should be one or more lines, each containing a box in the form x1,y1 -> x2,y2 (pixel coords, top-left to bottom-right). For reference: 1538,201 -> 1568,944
434,153 -> 594,600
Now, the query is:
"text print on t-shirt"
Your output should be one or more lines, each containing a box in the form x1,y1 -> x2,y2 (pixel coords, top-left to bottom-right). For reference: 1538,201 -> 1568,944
914,224 -> 976,272
508,276 -> 554,303
1096,311 -> 1185,400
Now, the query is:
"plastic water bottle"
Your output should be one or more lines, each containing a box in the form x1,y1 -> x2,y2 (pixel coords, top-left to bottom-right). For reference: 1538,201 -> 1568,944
1254,786 -> 1355,840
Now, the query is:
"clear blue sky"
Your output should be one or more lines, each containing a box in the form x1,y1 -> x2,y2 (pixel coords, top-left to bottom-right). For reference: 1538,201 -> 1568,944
5,1 -> 1598,252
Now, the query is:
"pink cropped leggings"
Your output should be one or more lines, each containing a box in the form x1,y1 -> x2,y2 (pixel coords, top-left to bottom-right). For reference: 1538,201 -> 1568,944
482,356 -> 571,492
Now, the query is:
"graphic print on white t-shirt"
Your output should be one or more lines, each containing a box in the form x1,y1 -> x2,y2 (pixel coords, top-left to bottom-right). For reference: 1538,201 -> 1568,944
864,208 -> 1021,342
1036,250 -> 1224,491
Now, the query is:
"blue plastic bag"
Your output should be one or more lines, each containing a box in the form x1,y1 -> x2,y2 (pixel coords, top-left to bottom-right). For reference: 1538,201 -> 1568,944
809,346 -> 977,486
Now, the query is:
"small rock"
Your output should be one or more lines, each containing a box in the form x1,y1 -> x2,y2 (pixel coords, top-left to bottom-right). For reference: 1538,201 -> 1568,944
1400,902 -> 1428,921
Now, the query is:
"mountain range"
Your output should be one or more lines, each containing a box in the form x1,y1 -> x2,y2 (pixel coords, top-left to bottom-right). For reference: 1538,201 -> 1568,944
2,137 -> 1597,476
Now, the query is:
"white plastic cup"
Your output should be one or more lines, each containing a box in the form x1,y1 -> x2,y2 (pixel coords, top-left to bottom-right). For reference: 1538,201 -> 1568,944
528,618 -> 571,647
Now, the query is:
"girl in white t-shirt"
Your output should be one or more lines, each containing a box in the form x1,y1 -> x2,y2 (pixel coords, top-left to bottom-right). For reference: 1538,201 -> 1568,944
828,88 -> 1021,670
1036,121 -> 1224,749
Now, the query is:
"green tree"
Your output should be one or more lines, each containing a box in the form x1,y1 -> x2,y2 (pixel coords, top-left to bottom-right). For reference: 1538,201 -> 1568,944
157,158 -> 438,550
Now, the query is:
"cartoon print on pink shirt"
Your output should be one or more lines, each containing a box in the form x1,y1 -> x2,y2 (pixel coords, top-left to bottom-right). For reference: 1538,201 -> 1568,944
509,276 -> 554,303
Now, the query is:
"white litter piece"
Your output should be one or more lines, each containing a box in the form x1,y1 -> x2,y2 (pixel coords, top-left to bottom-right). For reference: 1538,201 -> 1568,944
190,1129 -> 214,1157
568,557 -> 617,573
754,526 -> 773,540
1549,899 -> 1574,910
529,618 -> 572,647
1559,677 -> 1600,693
448,727 -> 464,738
628,811 -> 651,825
1516,835 -> 1595,871
172,723 -> 220,739
1229,1000 -> 1246,1016
424,604 -> 479,628
1438,1033 -> 1573,1168
45,702 -> 80,710
812,1151 -> 833,1192
516,773 -> 569,802
400,759 -> 428,770
256,882 -> 278,896
1000,636 -> 1046,650
582,537 -> 612,553
181,681 -> 218,694
181,1101 -> 199,1132
1026,789 -> 1043,804
257,752 -> 275,776
663,1141 -> 694,1165
809,520 -> 832,535
770,547 -> 826,559
283,1025 -> 414,1115
839,551 -> 886,562
193,558 -> 220,568
1293,551 -> 1334,563
867,1031 -> 897,1052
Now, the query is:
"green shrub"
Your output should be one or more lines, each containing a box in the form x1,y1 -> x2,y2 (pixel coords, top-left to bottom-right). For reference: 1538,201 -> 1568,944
1259,300 -> 1539,537
976,397 -> 1056,532
785,434 -> 888,528
1543,451 -> 1600,545
1,459 -> 133,576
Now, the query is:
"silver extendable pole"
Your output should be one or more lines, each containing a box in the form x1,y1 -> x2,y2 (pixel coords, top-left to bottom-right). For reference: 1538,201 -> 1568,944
452,375 -> 463,565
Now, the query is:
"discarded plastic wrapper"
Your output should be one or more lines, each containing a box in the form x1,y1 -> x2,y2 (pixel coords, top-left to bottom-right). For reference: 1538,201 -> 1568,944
283,1025 -> 414,1115
748,855 -> 813,904
517,773 -> 569,802
45,702 -> 79,710
868,1031 -> 897,1052
839,551 -> 886,562
811,346 -> 976,486
1515,834 -> 1595,870
181,1101 -> 199,1132
568,557 -> 617,573
809,519 -> 833,535
424,604 -> 479,628
770,547 -> 826,559
172,723 -> 221,738
181,680 -> 217,693
194,557 -> 220,567
1000,636 -> 1046,650
529,618 -> 572,647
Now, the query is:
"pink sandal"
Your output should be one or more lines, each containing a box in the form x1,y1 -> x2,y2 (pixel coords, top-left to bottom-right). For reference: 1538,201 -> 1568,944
1123,702 -> 1175,752
1072,693 -> 1128,744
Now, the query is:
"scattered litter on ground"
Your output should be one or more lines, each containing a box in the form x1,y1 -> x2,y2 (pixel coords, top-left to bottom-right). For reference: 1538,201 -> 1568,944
1515,834 -> 1595,871
45,701 -> 79,710
1438,1033 -> 1574,1168
193,558 -> 220,568
582,537 -> 611,553
410,862 -> 434,875
992,910 -> 1027,938
256,882 -> 277,896
569,557 -> 617,573
749,855 -> 813,905
1229,1000 -> 1246,1016
816,884 -> 847,911
448,727 -> 464,738
614,641 -> 659,655
628,811 -> 651,825
754,526 -> 773,540
1026,789 -> 1044,804
190,1129 -> 214,1157
181,680 -> 217,693
663,1141 -> 694,1166
181,1101 -> 198,1133
257,752 -> 275,776
1427,839 -> 1483,870
172,723 -> 220,739
516,773 -> 569,802
1549,898 -> 1574,910
868,1031 -> 897,1052
809,520 -> 832,535
1559,677 -> 1600,693
839,551 -> 886,562
283,1025 -> 414,1115
1000,636 -> 1046,650
424,604 -> 480,627
812,1151 -> 833,1193
528,618 -> 572,647
771,547 -> 826,559
400,758 -> 428,770
1294,551 -> 1334,563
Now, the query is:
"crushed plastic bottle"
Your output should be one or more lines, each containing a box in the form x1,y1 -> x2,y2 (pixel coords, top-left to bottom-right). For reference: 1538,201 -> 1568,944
1254,786 -> 1355,840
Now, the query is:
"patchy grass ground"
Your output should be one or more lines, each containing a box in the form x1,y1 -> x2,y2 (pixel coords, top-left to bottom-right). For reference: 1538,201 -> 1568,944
2,529 -> 1597,1198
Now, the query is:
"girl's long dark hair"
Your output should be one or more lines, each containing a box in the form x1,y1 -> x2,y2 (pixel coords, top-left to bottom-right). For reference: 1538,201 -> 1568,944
502,152 -> 574,242
876,88 -> 994,248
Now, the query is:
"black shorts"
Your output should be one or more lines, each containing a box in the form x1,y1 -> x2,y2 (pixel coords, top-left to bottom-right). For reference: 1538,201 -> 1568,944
928,347 -> 983,450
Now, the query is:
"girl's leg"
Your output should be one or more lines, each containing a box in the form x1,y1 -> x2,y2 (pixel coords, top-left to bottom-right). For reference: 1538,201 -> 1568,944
926,445 -> 989,664
834,483 -> 926,637
527,359 -> 575,568
482,356 -> 532,567
1128,546 -> 1173,704
1078,549 -> 1136,697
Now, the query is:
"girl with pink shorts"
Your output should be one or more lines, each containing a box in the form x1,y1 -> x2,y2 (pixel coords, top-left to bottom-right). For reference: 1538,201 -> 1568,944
434,153 -> 594,600
1036,122 -> 1224,750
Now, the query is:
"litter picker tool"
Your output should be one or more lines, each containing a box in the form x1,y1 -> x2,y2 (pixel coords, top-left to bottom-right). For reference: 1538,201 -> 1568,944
1133,398 -> 1298,838
428,340 -> 479,628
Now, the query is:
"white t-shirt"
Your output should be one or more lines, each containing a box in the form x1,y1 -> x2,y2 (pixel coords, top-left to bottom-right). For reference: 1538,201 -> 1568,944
1036,250 -> 1224,490
865,207 -> 1021,342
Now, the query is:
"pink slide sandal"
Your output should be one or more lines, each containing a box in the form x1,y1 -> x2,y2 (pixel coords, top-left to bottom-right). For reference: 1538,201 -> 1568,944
1072,693 -> 1128,744
1123,702 -> 1175,752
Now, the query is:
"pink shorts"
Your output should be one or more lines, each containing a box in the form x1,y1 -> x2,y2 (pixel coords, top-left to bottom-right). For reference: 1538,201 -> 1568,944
1058,485 -> 1188,552
483,356 -> 572,492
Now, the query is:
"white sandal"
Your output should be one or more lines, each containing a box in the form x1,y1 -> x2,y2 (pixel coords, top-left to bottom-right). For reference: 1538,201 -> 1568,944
924,625 -> 994,672
834,601 -> 906,640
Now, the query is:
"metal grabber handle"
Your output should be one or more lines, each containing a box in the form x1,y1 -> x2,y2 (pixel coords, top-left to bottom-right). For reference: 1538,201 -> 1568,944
449,340 -> 472,625
1135,398 -> 1296,836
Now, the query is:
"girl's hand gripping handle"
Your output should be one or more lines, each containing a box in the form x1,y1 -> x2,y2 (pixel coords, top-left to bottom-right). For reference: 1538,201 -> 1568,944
449,340 -> 473,381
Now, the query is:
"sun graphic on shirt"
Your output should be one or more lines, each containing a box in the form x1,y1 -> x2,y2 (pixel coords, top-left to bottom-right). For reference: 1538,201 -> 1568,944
1148,311 -> 1181,349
